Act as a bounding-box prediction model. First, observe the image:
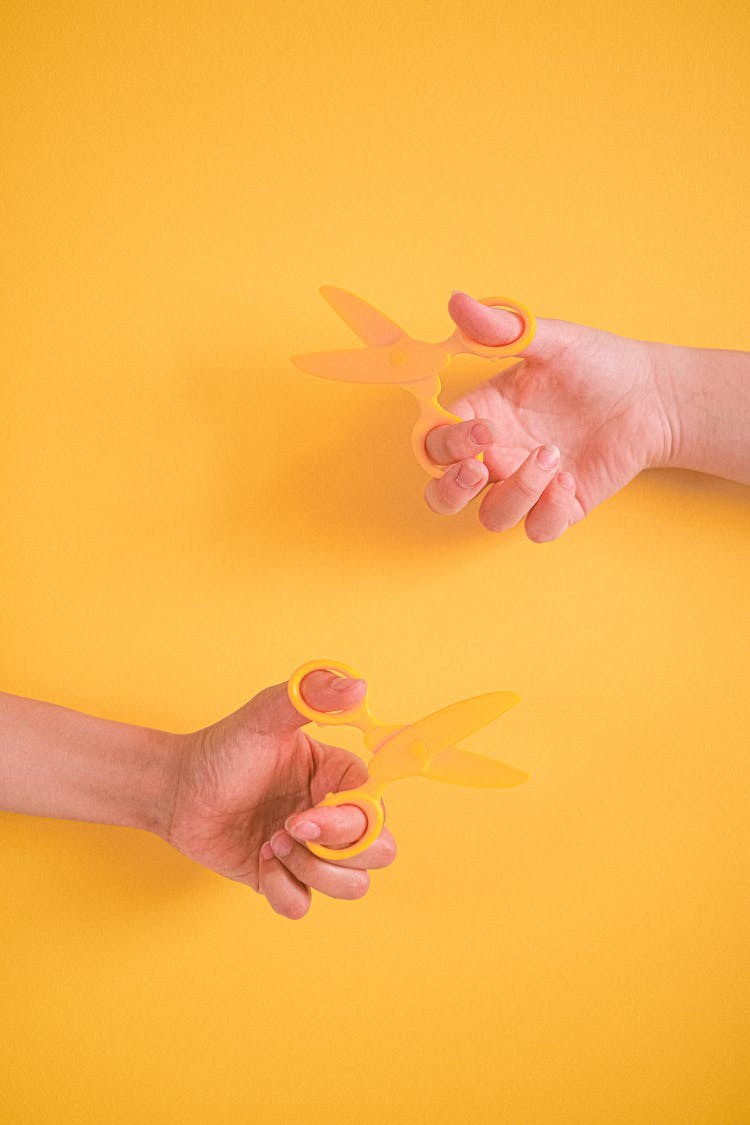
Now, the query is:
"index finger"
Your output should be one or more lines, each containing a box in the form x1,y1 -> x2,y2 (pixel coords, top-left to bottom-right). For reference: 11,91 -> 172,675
286,803 -> 396,869
286,802 -> 368,851
424,419 -> 494,467
286,808 -> 397,869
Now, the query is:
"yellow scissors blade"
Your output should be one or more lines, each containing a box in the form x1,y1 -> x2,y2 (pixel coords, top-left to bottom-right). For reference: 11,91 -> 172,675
369,691 -> 520,784
423,745 -> 527,787
319,286 -> 407,347
291,345 -> 400,384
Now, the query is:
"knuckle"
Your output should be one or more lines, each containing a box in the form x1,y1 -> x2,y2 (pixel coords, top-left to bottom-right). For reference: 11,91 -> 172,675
346,871 -> 370,900
424,482 -> 451,515
444,426 -> 469,459
378,835 -> 398,865
479,508 -> 514,533
514,470 -> 542,502
425,426 -> 450,463
526,524 -> 556,544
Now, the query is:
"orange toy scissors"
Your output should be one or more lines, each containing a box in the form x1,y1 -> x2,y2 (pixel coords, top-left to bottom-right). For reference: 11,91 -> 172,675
288,660 -> 527,860
291,287 -> 536,478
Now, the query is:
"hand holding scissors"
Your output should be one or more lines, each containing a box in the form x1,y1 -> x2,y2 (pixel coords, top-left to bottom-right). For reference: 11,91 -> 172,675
289,659 -> 527,861
292,287 -> 535,478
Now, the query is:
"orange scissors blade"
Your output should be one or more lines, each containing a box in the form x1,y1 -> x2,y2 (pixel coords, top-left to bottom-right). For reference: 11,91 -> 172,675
369,691 -> 521,784
423,745 -> 527,787
319,286 -> 407,347
291,345 -> 402,384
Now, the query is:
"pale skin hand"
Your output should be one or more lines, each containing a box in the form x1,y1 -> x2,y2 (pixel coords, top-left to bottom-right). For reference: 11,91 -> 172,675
0,672 -> 396,921
426,292 -> 750,540
168,670 -> 396,920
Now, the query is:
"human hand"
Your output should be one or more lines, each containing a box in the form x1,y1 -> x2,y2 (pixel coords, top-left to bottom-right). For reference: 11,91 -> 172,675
166,670 -> 396,919
424,292 -> 672,541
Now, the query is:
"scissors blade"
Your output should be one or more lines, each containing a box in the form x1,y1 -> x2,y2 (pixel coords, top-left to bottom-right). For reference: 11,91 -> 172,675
291,345 -> 409,384
403,691 -> 520,750
369,691 -> 520,784
423,745 -> 527,788
319,286 -> 407,347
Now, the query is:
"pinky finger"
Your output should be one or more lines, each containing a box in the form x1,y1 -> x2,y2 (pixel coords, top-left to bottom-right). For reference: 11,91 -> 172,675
259,841 -> 311,920
524,472 -> 580,543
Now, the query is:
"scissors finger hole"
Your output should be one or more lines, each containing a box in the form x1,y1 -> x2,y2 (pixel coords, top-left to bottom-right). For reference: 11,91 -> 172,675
288,659 -> 370,725
457,296 -> 536,358
307,791 -> 385,860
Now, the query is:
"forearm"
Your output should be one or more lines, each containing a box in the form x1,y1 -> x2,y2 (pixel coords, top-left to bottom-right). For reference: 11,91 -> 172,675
654,342 -> 750,483
0,691 -> 180,837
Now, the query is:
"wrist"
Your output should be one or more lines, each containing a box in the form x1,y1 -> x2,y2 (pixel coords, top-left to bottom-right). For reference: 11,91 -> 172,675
652,337 -> 706,470
649,340 -> 750,482
123,725 -> 186,840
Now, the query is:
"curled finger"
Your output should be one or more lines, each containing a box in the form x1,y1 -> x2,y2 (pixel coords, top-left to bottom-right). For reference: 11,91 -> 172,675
478,445 -> 561,533
424,419 -> 494,467
425,458 -> 489,515
270,832 -> 371,901
259,842 -> 311,921
524,472 -> 580,543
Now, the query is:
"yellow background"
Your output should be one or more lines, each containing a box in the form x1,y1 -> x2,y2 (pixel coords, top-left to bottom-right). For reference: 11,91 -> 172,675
2,2 -> 749,1122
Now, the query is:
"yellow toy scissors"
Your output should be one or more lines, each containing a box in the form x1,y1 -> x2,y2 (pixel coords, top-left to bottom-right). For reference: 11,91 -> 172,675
291,287 -> 536,478
288,660 -> 527,860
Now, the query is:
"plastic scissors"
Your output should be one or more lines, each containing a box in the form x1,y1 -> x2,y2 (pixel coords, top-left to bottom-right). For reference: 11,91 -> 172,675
291,287 -> 536,478
288,659 -> 527,860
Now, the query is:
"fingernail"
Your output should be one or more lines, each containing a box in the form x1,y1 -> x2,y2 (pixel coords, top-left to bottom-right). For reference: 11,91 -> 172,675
331,676 -> 354,692
456,461 -> 485,489
450,289 -> 469,298
288,819 -> 321,842
470,422 -> 493,447
260,842 -> 273,861
557,471 -> 575,490
537,445 -> 560,471
271,831 -> 293,858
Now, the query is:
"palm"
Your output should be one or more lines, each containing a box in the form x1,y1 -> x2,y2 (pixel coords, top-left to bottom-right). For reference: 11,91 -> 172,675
456,320 -> 665,516
168,715 -> 366,890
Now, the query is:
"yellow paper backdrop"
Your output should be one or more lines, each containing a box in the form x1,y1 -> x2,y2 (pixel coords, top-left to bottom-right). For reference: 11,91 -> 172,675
2,2 -> 749,1122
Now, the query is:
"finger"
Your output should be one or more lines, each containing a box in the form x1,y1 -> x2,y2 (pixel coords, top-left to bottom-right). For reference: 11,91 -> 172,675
478,445 -> 561,533
286,812 -> 397,870
299,668 -> 367,715
259,841 -> 311,920
285,802 -> 368,850
425,458 -> 489,515
269,832 -> 370,900
524,472 -> 580,543
449,291 -> 571,361
449,291 -> 524,348
243,670 -> 367,735
424,419 -> 494,467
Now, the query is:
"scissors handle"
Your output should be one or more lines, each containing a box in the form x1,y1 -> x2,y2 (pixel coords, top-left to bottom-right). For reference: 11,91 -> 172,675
407,390 -> 466,478
305,784 -> 385,860
412,295 -> 536,478
287,661 -> 385,859
454,296 -> 536,357
288,658 -> 373,727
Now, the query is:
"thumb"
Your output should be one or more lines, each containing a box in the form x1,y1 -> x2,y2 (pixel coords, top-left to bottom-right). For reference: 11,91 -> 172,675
243,669 -> 367,735
448,290 -> 569,361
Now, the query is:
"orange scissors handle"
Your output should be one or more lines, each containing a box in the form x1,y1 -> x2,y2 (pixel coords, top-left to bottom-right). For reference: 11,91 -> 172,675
414,296 -> 536,478
288,658 -> 374,726
452,295 -> 536,358
287,660 -> 386,860
304,782 -> 385,861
